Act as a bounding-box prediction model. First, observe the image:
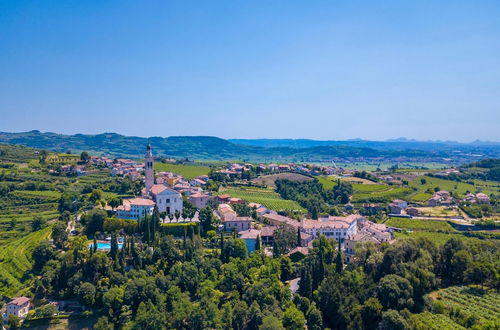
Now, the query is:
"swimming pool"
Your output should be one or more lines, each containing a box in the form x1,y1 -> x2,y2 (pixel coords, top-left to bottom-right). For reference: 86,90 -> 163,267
90,242 -> 124,250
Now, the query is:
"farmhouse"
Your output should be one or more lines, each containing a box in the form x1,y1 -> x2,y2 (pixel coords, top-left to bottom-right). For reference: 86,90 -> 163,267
475,193 -> 490,204
4,296 -> 30,319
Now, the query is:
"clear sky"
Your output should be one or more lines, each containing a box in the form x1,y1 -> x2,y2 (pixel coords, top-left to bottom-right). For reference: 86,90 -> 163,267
0,1 -> 499,141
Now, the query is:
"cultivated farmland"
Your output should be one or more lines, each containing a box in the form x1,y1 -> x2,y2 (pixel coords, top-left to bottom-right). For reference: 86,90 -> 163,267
154,162 -> 210,179
251,173 -> 312,189
217,187 -> 306,212
411,312 -> 466,330
385,218 -> 456,231
430,286 -> 500,326
0,226 -> 52,296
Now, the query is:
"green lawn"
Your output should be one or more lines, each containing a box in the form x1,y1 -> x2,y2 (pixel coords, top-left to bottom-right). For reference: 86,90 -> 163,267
154,162 -> 210,179
216,187 -> 305,212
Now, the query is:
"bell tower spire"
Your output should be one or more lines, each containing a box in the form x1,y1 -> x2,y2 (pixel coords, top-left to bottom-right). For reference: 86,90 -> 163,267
145,144 -> 154,193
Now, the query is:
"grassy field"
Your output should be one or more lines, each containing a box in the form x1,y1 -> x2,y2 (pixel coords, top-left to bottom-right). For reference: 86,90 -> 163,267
251,173 -> 312,189
217,187 -> 306,212
154,162 -> 210,179
385,218 -> 456,231
429,286 -> 500,326
0,226 -> 52,296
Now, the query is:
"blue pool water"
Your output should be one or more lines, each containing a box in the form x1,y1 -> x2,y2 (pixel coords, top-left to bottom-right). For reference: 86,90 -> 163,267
90,242 -> 124,250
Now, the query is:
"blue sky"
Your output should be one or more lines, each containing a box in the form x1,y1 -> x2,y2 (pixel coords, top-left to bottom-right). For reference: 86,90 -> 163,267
0,1 -> 499,141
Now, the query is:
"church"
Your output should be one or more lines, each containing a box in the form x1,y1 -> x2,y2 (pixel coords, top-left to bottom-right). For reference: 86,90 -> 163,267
142,144 -> 183,215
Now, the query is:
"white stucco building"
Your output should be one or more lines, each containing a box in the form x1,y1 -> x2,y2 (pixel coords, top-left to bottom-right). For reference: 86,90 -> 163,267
4,297 -> 30,319
300,214 -> 363,241
116,197 -> 155,220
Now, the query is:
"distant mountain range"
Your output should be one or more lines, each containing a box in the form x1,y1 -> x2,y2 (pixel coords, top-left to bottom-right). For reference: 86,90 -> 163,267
0,131 -> 499,163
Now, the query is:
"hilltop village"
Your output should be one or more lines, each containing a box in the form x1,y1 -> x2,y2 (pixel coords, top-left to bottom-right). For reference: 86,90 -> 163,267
0,142 -> 498,329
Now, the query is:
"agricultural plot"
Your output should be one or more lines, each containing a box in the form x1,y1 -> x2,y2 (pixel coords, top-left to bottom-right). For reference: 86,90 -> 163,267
0,226 -> 52,296
385,218 -> 456,231
410,192 -> 432,202
409,176 -> 499,197
411,312 -> 465,330
415,206 -> 461,218
430,286 -> 500,326
394,231 -> 481,245
351,186 -> 413,203
154,162 -> 210,179
217,187 -> 306,212
11,190 -> 61,200
251,173 -> 312,189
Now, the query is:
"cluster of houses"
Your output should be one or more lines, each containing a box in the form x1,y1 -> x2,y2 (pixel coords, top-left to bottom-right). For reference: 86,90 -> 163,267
214,201 -> 394,261
464,192 -> 491,204
217,162 -> 340,176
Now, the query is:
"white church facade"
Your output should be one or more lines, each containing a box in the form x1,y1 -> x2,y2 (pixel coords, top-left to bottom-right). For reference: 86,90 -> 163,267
142,144 -> 183,215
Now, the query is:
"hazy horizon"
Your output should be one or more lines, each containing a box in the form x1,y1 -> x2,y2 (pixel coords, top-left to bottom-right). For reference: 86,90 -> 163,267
1,1 -> 499,141
1,129 -> 499,144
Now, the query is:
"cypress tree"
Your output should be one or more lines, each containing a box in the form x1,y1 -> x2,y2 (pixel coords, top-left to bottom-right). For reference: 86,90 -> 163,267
297,227 -> 302,247
335,240 -> 343,273
255,235 -> 262,251
220,232 -> 224,257
110,231 -> 118,261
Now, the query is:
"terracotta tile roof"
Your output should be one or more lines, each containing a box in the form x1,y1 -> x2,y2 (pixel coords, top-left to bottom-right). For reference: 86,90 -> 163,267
127,198 -> 155,206
150,184 -> 168,194
238,229 -> 261,239
9,296 -> 30,306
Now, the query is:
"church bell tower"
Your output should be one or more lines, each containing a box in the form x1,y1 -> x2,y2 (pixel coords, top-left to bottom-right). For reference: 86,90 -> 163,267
145,144 -> 154,193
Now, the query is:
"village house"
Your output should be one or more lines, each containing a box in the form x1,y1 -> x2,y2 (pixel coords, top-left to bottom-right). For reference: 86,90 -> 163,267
188,192 -> 211,209
224,216 -> 252,232
475,193 -> 490,204
406,207 -> 420,217
217,194 -> 231,203
4,296 -> 30,320
260,225 -> 277,245
116,197 -> 155,220
427,190 -> 454,207
218,203 -> 237,221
